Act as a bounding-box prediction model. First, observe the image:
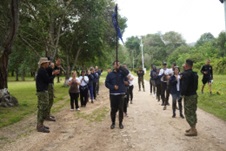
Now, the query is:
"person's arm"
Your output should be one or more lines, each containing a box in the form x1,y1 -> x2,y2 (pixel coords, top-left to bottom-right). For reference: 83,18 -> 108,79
200,66 -> 205,74
105,74 -> 114,90
181,73 -> 189,96
210,66 -> 213,79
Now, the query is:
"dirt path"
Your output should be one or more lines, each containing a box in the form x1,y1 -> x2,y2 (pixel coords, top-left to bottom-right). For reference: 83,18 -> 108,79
0,76 -> 226,151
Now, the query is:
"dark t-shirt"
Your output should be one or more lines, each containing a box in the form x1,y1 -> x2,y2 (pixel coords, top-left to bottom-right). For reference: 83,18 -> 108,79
200,64 -> 213,80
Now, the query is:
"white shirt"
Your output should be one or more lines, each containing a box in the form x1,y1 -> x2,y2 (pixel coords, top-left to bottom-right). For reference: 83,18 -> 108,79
159,68 -> 171,82
176,75 -> 181,91
128,73 -> 134,86
68,77 -> 80,89
78,76 -> 89,86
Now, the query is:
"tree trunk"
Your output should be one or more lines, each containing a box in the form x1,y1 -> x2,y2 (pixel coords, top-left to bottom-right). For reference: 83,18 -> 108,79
0,52 -> 9,89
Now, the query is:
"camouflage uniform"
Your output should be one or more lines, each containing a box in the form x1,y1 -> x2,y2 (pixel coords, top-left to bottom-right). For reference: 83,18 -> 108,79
47,83 -> 54,117
184,94 -> 198,127
37,91 -> 49,125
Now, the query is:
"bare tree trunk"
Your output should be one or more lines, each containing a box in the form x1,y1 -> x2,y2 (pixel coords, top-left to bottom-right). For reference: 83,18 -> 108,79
0,0 -> 19,107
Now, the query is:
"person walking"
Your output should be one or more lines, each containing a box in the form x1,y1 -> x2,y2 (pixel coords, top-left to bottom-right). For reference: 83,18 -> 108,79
79,70 -> 89,107
105,61 -> 129,129
128,73 -> 134,104
158,62 -> 171,110
137,67 -> 145,91
169,66 -> 184,118
87,68 -> 94,103
36,57 -> 51,133
95,66 -> 102,95
68,71 -> 80,111
181,59 -> 198,136
200,59 -> 213,94
150,65 -> 157,97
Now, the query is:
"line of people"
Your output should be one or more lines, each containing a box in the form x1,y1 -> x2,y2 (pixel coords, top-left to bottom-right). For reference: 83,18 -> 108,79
150,60 -> 198,136
35,56 -> 102,133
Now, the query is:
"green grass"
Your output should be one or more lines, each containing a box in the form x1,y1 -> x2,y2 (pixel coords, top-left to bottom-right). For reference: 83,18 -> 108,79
0,77 -> 68,128
144,70 -> 226,121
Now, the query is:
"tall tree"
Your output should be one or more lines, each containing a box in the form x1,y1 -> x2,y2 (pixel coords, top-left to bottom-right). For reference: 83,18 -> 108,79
0,0 -> 19,106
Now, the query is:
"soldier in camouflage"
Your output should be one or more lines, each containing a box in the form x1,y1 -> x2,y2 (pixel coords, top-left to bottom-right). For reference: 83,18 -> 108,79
36,57 -> 51,133
181,59 -> 198,136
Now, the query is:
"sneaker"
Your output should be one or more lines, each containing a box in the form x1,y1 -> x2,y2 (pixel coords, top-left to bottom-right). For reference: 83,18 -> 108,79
119,124 -> 124,129
163,106 -> 166,110
180,114 -> 185,119
70,109 -> 74,111
172,114 -> 176,118
76,108 -> 80,111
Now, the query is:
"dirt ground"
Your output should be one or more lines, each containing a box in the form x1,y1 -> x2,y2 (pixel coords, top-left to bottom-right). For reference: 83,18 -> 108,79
0,77 -> 226,151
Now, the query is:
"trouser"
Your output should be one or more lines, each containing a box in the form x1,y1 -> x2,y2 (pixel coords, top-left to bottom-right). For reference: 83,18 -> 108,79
47,84 -> 54,117
150,79 -> 153,93
156,84 -> 161,101
93,82 -> 97,99
123,91 -> 129,113
172,92 -> 183,115
37,91 -> 49,125
69,92 -> 79,109
80,87 -> 88,106
128,85 -> 134,101
184,94 -> 198,127
89,85 -> 94,100
150,80 -> 156,94
161,82 -> 169,105
96,80 -> 100,94
138,77 -> 145,90
110,95 -> 124,124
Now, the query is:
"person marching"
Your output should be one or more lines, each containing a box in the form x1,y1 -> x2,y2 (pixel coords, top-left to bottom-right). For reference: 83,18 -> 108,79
87,68 -> 94,103
79,70 -> 89,107
105,61 -> 129,129
36,57 -> 51,133
137,67 -> 145,91
150,65 -> 157,97
200,59 -> 213,94
68,71 -> 80,111
128,73 -> 134,104
158,62 -> 171,110
181,59 -> 198,136
169,66 -> 184,118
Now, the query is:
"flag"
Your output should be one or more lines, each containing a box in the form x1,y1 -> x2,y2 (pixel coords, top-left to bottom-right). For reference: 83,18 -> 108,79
112,5 -> 124,43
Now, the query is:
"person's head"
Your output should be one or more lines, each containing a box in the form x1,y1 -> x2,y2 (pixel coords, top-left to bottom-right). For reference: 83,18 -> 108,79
55,58 -> 61,66
95,66 -> 99,70
81,70 -> 86,76
173,66 -> 180,75
71,71 -> 77,78
112,61 -> 120,70
184,59 -> 193,70
38,57 -> 50,69
206,59 -> 210,65
162,62 -> 167,68
90,67 -> 94,73
172,63 -> 176,69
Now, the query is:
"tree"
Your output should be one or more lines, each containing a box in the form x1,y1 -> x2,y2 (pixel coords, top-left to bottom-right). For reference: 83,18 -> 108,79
195,32 -> 215,47
0,0 -> 19,107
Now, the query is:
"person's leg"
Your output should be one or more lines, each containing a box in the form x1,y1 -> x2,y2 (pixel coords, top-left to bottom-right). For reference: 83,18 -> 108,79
184,95 -> 198,136
142,78 -> 145,91
84,88 -> 88,106
110,95 -> 117,129
150,79 -> 152,94
93,82 -> 97,99
69,93 -> 75,110
208,81 -> 212,94
118,95 -> 125,128
47,84 -> 54,118
178,96 -> 184,118
75,93 -> 79,110
37,92 -> 50,133
172,94 -> 176,117
138,78 -> 141,91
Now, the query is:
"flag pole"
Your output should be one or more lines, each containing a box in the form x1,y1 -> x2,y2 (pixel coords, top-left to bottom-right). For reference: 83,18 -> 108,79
115,4 -> 119,62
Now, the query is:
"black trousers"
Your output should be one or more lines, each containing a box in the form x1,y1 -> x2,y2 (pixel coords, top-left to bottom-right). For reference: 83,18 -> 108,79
69,92 -> 79,109
123,92 -> 129,113
161,82 -> 170,105
156,84 -> 161,101
80,87 -> 88,106
93,82 -> 97,99
110,95 -> 124,124
128,85 -> 134,101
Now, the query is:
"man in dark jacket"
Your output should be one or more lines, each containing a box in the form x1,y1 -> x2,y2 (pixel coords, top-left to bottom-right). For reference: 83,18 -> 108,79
36,57 -> 51,133
181,59 -> 198,136
137,67 -> 145,91
105,61 -> 129,129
